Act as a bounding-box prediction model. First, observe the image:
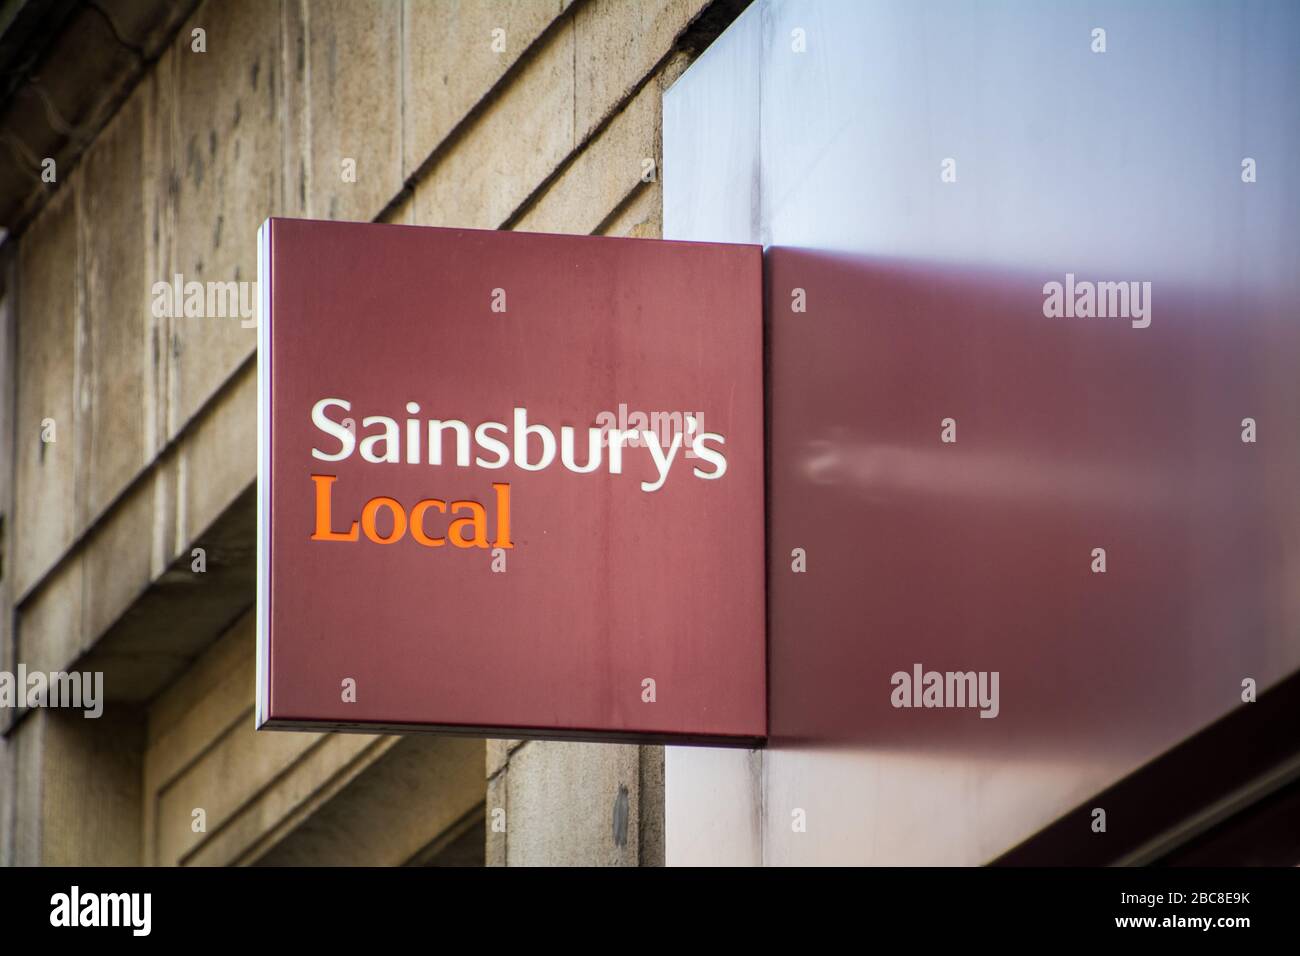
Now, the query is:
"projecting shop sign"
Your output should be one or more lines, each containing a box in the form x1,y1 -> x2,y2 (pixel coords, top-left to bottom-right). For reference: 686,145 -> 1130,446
256,218 -> 764,744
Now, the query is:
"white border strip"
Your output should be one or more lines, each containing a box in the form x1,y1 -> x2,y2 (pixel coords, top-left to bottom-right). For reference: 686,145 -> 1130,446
255,219 -> 272,728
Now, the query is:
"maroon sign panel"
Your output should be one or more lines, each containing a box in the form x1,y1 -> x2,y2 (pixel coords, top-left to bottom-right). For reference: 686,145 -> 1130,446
256,218 -> 764,744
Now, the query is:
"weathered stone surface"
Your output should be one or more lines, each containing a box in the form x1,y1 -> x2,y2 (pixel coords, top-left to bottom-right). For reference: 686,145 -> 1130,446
13,183 -> 80,599
414,16 -> 574,227
142,50 -> 178,461
81,86 -> 151,524
152,704 -> 333,865
487,737 -> 519,779
502,740 -> 641,866
574,0 -> 708,142
178,363 -> 256,551
0,729 -> 11,866
36,708 -> 144,865
82,467 -> 156,645
403,0 -> 563,179
599,183 -> 660,239
78,480 -> 255,703
297,0 -> 403,222
514,74 -> 655,233
143,611 -> 256,864
10,713 -> 45,865
16,554 -> 83,677
168,0 -> 282,436
250,734 -> 484,866
638,744 -> 665,865
141,609 -> 480,867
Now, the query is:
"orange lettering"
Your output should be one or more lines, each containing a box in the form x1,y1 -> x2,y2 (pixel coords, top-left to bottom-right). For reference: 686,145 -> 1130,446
311,475 -> 359,541
310,478 -> 511,553
410,499 -> 447,547
493,482 -> 513,548
448,500 -> 488,548
361,496 -> 407,544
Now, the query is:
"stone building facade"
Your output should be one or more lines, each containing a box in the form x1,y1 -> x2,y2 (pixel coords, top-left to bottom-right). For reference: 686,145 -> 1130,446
0,0 -> 746,867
